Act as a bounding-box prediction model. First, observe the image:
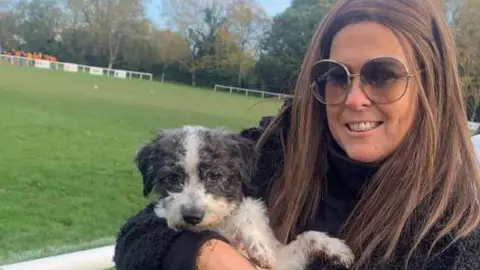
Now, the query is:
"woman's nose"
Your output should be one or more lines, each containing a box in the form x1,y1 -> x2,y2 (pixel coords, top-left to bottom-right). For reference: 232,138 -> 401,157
343,77 -> 372,110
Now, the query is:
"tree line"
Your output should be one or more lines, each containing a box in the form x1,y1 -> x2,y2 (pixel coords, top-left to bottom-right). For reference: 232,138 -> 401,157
1,0 -> 480,120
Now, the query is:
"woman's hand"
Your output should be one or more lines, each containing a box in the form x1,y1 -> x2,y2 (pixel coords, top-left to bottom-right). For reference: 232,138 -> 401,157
196,239 -> 257,270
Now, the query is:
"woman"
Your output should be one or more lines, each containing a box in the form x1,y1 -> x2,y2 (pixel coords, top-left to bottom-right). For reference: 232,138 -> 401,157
113,0 -> 480,269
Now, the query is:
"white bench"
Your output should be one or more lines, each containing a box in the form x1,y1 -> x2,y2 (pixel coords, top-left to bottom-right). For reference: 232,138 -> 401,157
0,245 -> 115,270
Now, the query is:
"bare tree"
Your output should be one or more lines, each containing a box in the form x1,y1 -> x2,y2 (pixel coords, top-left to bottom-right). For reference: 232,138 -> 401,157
228,0 -> 269,86
161,0 -> 233,86
0,0 -> 16,50
65,0 -> 145,68
154,29 -> 191,82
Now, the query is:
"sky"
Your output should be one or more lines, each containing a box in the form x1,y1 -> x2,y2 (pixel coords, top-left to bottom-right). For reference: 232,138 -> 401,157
146,0 -> 292,28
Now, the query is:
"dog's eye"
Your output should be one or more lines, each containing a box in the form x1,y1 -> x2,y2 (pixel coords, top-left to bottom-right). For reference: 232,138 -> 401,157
168,174 -> 182,183
207,170 -> 223,181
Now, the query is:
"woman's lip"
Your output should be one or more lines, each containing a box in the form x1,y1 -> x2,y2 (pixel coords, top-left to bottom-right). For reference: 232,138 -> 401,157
345,122 -> 384,135
344,121 -> 383,124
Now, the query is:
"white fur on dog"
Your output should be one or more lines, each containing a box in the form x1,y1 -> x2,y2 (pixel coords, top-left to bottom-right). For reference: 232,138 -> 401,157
183,126 -> 202,177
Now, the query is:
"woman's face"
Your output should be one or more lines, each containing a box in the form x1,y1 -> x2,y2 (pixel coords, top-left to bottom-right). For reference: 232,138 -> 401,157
326,21 -> 418,163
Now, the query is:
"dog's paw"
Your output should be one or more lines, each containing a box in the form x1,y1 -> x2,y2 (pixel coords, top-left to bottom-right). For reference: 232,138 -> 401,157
296,231 -> 355,268
244,240 -> 276,269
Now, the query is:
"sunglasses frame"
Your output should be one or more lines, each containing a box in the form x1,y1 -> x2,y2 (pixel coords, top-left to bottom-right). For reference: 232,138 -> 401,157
310,56 -> 420,105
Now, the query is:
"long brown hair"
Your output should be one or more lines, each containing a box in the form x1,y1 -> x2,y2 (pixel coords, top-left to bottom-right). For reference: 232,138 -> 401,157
259,0 -> 480,268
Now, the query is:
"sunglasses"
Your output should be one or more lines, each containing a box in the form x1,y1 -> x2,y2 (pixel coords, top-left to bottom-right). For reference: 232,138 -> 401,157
310,57 -> 419,105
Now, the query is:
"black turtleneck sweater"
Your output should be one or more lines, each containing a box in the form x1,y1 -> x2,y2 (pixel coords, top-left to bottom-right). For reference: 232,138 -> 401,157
311,135 -> 379,235
113,115 -> 480,270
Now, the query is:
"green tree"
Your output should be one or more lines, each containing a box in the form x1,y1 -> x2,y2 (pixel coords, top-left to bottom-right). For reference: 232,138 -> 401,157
0,6 -> 17,50
12,0 -> 64,53
255,0 -> 334,93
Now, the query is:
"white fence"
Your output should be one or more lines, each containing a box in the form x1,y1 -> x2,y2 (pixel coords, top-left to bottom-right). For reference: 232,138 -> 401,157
0,54 -> 153,80
214,84 -> 292,99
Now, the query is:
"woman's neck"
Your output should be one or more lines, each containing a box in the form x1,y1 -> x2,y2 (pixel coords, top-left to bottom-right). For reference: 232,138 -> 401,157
325,134 -> 381,201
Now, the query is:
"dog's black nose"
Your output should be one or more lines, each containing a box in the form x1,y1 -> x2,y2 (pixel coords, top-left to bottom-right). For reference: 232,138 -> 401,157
181,206 -> 205,225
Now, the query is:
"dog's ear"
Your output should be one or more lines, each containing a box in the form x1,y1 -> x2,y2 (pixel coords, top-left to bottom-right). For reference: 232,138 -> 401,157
226,134 -> 259,190
134,132 -> 164,197
134,142 -> 157,197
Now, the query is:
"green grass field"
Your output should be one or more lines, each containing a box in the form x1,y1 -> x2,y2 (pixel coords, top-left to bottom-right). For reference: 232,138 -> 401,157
0,63 -> 281,264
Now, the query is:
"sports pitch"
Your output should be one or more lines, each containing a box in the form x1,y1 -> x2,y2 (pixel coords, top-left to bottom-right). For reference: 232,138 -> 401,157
0,63 -> 281,263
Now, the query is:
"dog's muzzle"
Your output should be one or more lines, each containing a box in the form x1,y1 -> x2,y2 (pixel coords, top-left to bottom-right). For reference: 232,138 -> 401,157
181,205 -> 205,225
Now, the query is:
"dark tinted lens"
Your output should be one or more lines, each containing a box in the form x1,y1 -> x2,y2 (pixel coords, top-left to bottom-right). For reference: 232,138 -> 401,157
311,61 -> 349,104
361,57 -> 409,103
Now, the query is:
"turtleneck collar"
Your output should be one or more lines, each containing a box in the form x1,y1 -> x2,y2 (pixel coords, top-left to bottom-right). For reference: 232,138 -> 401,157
307,134 -> 382,234
325,132 -> 381,202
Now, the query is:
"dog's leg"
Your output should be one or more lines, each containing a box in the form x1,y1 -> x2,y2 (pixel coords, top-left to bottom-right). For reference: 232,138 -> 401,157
227,197 -> 282,269
153,199 -> 167,218
275,231 -> 354,270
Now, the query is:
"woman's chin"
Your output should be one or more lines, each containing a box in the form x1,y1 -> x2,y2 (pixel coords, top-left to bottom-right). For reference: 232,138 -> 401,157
344,147 -> 385,164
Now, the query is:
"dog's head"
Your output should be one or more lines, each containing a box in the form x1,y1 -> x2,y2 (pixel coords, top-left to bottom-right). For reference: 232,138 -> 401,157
135,125 -> 258,231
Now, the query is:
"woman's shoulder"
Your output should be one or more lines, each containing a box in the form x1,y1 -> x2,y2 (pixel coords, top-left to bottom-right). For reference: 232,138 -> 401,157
447,226 -> 480,268
421,226 -> 480,269
396,222 -> 480,269
356,226 -> 480,270
239,97 -> 292,147
238,98 -> 292,199
238,118 -> 283,199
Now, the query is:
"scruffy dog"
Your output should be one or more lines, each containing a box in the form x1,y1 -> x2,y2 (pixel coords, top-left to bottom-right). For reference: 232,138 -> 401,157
135,125 -> 354,269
